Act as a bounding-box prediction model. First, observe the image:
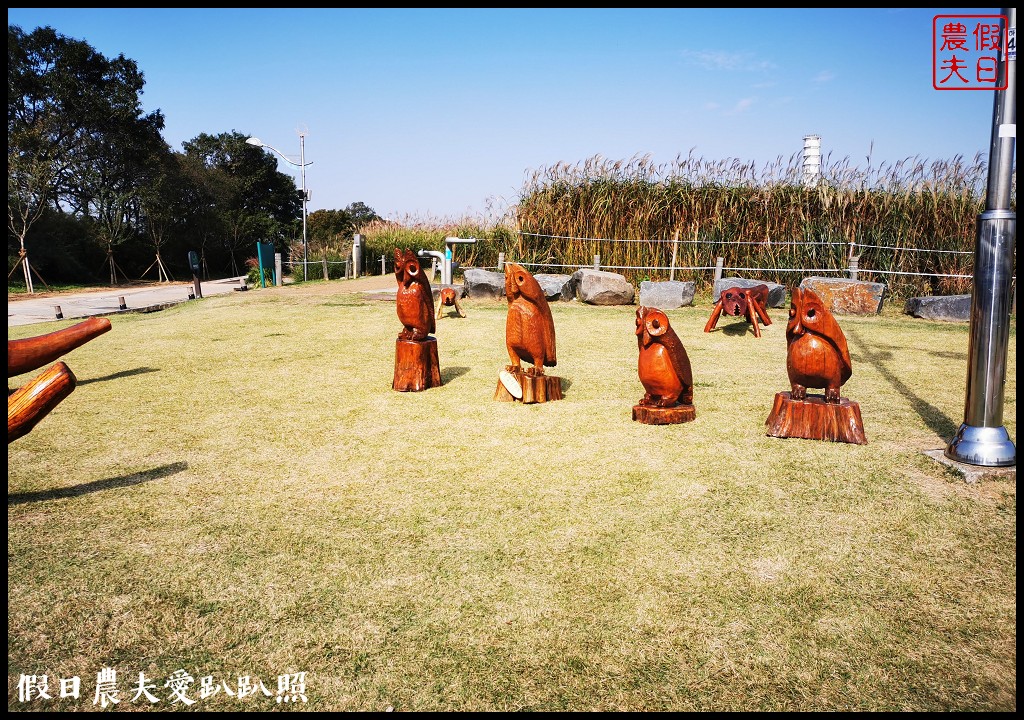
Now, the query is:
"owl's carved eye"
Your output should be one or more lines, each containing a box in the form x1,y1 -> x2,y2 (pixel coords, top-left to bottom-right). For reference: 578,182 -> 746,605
806,308 -> 817,319
651,319 -> 661,330
517,274 -> 525,284
789,307 -> 796,318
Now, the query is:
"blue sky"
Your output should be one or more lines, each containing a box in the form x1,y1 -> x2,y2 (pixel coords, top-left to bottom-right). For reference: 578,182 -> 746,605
7,8 -> 1008,222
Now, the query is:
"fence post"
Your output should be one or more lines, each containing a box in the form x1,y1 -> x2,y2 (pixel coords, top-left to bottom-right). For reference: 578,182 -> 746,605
670,230 -> 679,281
848,255 -> 860,281
593,254 -> 600,270
275,253 -> 282,287
714,257 -> 724,285
497,252 -> 505,271
322,256 -> 329,281
54,305 -> 63,319
352,234 -> 363,279
381,255 -> 386,275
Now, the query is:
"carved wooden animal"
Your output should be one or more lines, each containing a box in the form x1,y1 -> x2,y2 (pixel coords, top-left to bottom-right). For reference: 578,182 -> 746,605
394,248 -> 435,341
636,306 -> 693,407
504,263 -> 556,375
436,286 -> 465,318
704,283 -> 772,338
786,287 -> 852,404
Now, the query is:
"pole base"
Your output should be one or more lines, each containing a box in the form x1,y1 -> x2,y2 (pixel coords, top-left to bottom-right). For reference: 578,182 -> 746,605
945,424 -> 1016,467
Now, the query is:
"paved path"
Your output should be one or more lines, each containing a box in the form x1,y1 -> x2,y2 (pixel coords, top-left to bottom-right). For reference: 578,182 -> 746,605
8,275 -> 400,328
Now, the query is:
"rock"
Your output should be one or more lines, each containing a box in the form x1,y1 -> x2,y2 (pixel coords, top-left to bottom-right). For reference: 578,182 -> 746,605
713,278 -> 787,308
463,268 -> 505,300
904,294 -> 971,322
799,277 -> 886,315
638,280 -> 695,309
570,269 -> 636,305
533,273 -> 573,302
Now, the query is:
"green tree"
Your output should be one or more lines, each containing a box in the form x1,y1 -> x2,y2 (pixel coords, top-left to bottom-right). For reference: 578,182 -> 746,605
8,24 -> 166,289
138,150 -> 195,282
344,201 -> 381,229
307,208 -> 354,252
183,131 -> 301,276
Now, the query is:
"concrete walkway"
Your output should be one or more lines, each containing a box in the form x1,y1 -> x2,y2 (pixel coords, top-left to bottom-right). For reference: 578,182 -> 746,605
8,274 -> 400,328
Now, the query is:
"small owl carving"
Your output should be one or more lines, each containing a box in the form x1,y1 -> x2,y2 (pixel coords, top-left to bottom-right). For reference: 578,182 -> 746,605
394,248 -> 435,341
786,287 -> 852,404
505,263 -> 556,375
636,306 -> 693,407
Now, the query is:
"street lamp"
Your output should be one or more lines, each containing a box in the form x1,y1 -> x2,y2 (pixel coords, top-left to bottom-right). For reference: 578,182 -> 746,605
246,134 -> 312,281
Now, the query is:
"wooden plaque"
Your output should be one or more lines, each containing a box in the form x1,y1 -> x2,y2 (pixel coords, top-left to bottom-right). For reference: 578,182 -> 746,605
493,366 -> 562,404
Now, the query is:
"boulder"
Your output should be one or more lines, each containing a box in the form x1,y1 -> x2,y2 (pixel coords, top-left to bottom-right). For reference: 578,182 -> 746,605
799,276 -> 886,315
904,294 -> 971,322
713,278 -> 787,308
463,268 -> 505,301
533,273 -> 573,302
570,269 -> 636,305
638,280 -> 696,309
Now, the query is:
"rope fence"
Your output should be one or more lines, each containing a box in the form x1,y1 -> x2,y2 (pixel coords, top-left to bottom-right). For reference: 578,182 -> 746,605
273,231 -> 1013,288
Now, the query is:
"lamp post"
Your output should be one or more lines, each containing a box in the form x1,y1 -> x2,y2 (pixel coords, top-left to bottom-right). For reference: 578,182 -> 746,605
246,134 -> 312,281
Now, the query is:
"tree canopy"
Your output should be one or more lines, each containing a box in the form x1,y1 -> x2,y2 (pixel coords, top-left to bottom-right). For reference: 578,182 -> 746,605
8,23 -> 380,286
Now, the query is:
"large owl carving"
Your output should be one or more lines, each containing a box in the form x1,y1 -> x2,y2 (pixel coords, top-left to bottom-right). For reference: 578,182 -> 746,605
786,287 -> 852,404
395,248 -> 435,341
636,306 -> 693,407
505,263 -> 556,375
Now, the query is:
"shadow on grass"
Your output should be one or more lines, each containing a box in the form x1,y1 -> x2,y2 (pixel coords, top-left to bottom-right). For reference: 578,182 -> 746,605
77,367 -> 159,386
845,325 -> 958,441
8,461 -> 187,506
720,320 -> 758,337
441,366 -> 471,384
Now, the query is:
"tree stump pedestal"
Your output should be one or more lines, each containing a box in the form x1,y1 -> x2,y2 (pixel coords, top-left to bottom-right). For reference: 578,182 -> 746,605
765,392 -> 867,444
393,337 -> 442,392
494,366 -> 563,404
632,403 -> 696,425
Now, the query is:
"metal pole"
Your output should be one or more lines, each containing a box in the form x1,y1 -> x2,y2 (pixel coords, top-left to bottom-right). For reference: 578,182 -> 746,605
946,7 -> 1016,468
300,133 -> 308,283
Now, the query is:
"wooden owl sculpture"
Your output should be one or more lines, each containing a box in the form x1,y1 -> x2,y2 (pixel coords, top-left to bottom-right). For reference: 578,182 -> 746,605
394,248 -> 435,341
636,306 -> 693,407
786,287 -> 852,404
505,263 -> 556,375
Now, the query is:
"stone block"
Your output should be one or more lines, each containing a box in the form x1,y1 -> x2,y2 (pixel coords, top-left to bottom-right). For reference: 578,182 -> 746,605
639,280 -> 696,309
904,295 -> 971,322
799,276 -> 886,315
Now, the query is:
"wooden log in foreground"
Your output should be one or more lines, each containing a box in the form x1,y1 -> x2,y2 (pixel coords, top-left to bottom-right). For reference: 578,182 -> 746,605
8,362 -> 77,443
765,391 -> 867,445
392,337 -> 442,391
493,366 -> 563,404
8,317 -> 112,378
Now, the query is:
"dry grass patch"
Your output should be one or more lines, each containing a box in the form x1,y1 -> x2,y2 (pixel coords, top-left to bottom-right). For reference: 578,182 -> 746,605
7,284 -> 1016,711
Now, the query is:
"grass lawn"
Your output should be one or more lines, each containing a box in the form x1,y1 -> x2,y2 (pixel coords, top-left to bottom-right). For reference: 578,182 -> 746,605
7,283 -> 1016,711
